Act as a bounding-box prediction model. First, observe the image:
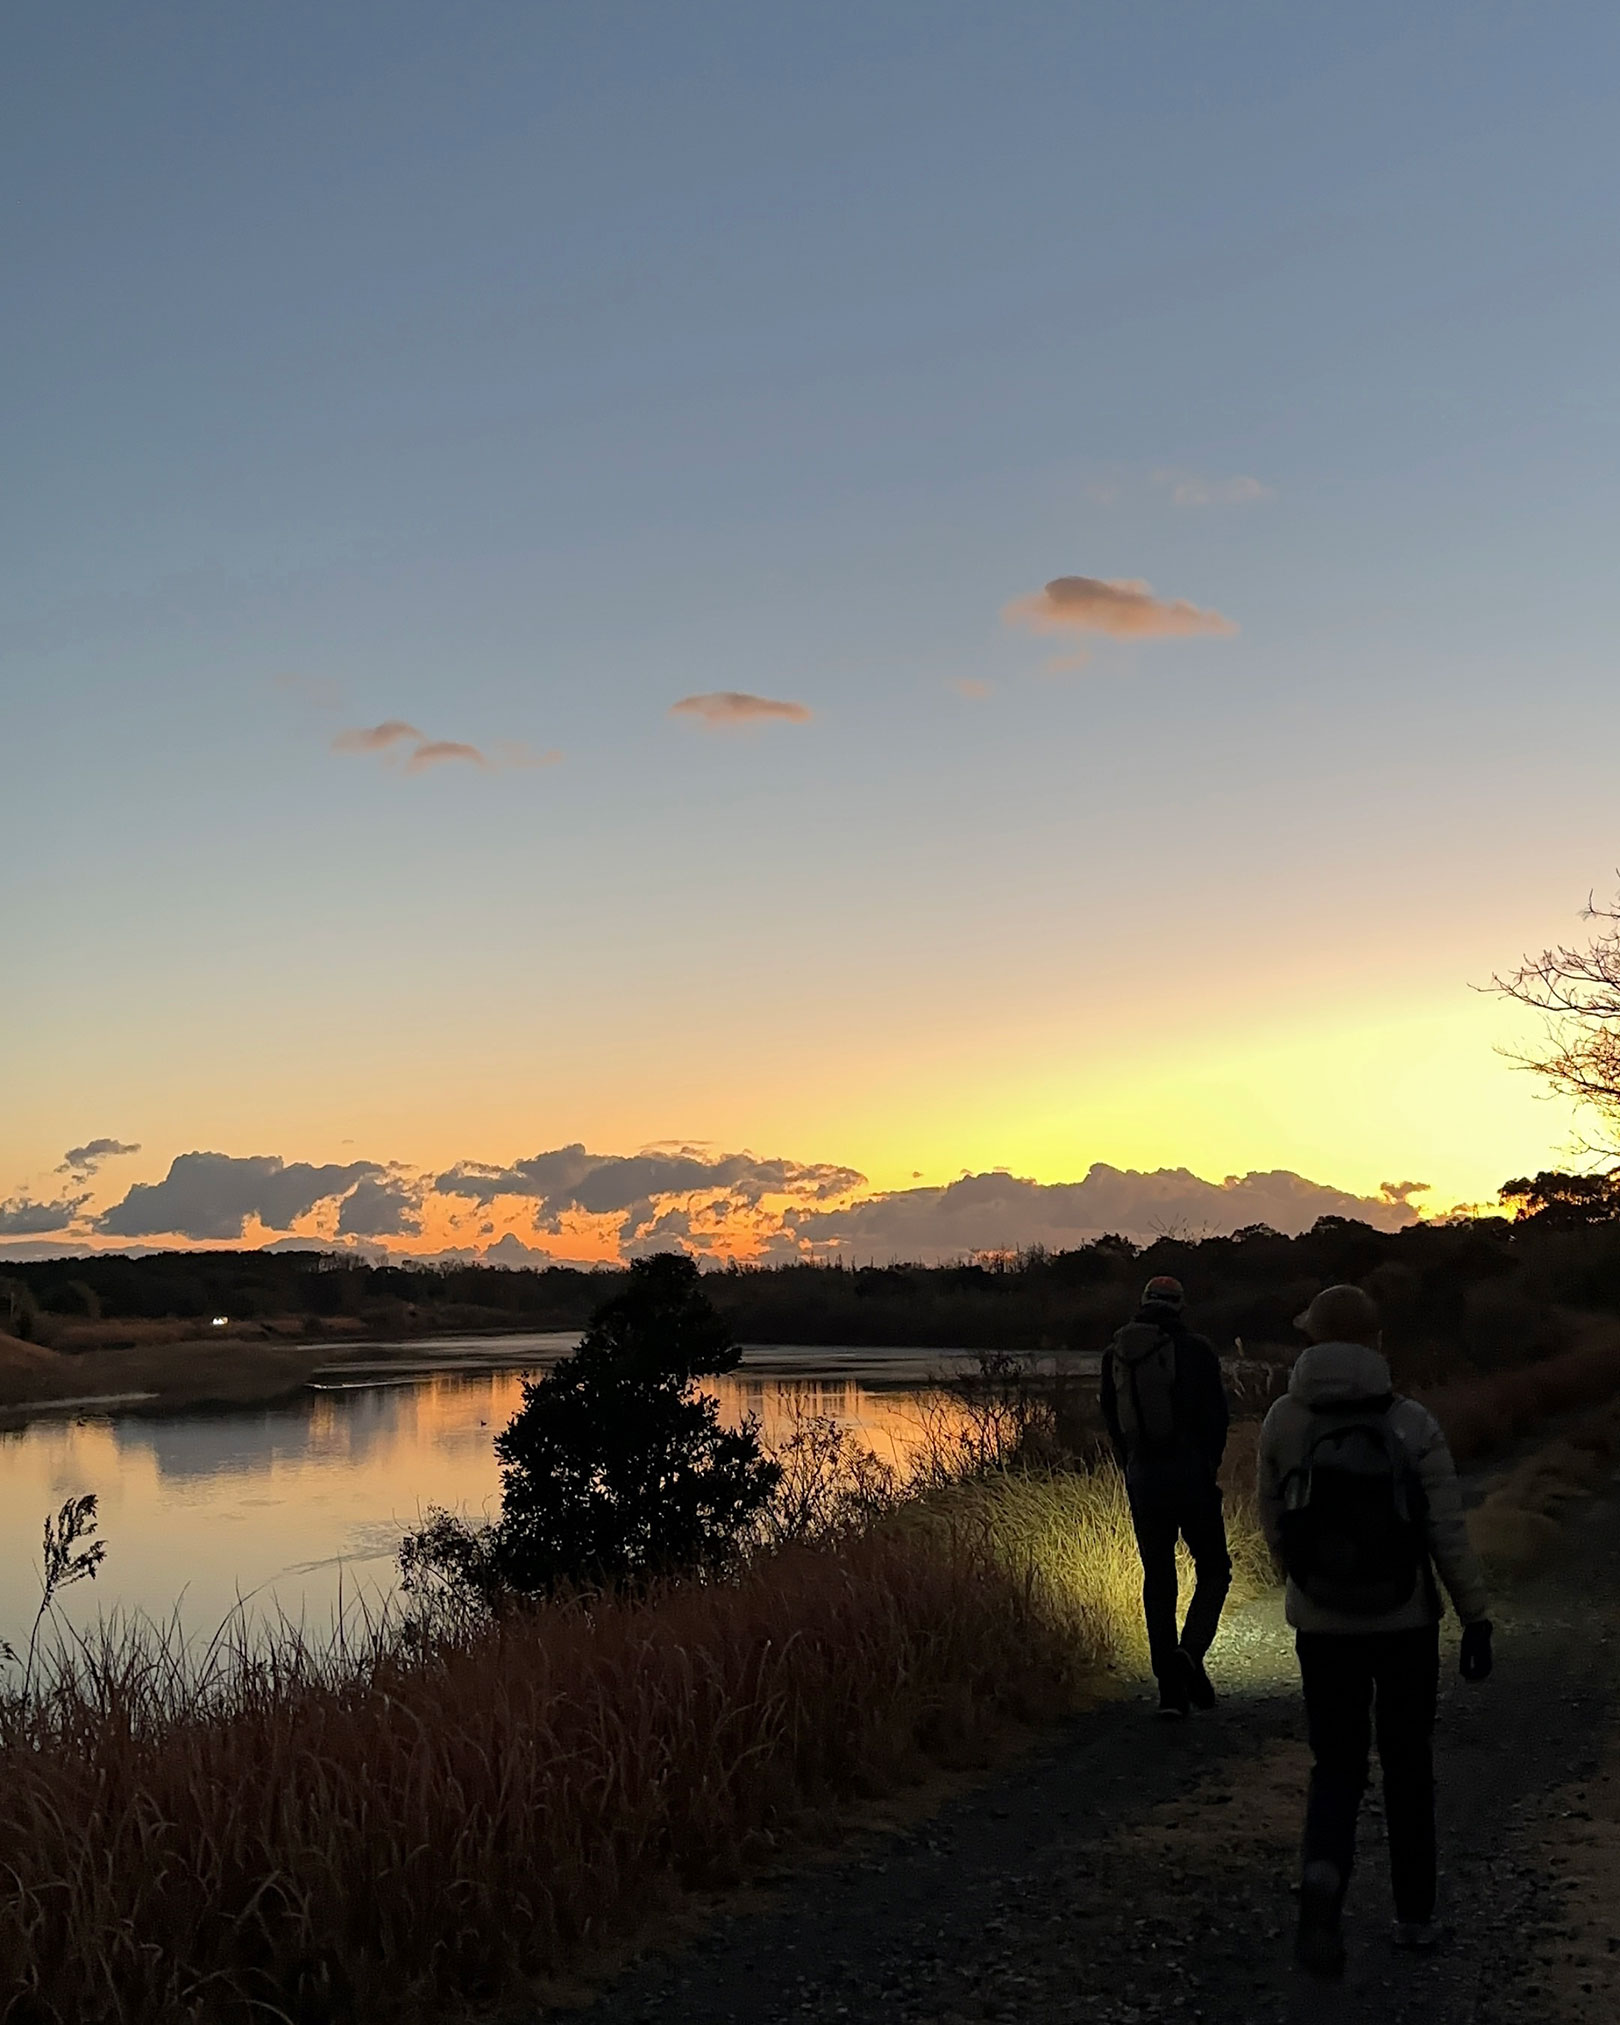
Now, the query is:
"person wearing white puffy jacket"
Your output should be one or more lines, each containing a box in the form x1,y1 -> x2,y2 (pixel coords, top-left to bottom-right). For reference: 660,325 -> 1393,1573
1258,1284 -> 1492,1980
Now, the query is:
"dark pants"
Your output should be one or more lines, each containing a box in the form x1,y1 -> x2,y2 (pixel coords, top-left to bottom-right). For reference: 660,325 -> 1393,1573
1295,1624 -> 1439,1924
1125,1456 -> 1232,1681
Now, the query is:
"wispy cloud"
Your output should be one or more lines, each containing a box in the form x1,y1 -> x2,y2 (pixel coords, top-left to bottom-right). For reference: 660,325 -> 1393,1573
1004,575 -> 1237,641
951,678 -> 993,700
1158,472 -> 1274,508
58,1138 -> 141,1180
333,723 -> 561,775
670,691 -> 813,728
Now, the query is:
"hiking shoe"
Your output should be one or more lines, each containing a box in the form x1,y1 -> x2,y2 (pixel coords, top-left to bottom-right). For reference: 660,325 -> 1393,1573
1155,1665 -> 1191,1718
1295,1861 -> 1345,1981
1180,1650 -> 1217,1711
1392,1920 -> 1438,1951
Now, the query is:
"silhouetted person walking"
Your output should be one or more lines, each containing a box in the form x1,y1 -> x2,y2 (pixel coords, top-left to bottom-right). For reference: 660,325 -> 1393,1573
1101,1275 -> 1231,1717
1259,1284 -> 1492,1980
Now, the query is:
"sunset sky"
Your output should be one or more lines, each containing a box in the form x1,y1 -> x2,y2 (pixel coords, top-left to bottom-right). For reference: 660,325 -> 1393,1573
5,5 -> 1619,1262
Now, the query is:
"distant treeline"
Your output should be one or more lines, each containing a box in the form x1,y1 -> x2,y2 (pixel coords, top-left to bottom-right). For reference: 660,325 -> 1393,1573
1,1252 -> 609,1336
710,1202 -> 1620,1388
6,1172 -> 1620,1390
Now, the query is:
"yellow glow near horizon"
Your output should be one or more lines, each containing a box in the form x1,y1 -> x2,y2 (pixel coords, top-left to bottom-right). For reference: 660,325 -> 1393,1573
855,992 -> 1565,1215
2,961 -> 1582,1256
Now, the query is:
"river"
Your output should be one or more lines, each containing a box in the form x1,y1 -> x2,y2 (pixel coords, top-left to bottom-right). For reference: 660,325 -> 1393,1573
0,1335 -> 999,1662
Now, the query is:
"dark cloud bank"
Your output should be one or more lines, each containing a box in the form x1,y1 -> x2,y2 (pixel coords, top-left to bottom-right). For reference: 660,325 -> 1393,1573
788,1165 -> 1418,1261
0,1195 -> 89,1238
0,1144 -> 1427,1263
0,1137 -> 140,1239
436,1145 -> 863,1227
96,1154 -> 399,1241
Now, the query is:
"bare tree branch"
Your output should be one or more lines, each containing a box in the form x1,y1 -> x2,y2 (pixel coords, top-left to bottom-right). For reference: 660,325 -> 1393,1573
1491,889 -> 1620,1157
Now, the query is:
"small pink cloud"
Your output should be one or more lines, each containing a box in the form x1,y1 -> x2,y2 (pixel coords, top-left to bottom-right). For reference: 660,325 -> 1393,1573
951,678 -> 993,700
670,691 -> 813,728
404,739 -> 488,773
332,720 -> 423,754
1004,575 -> 1237,641
333,723 -> 561,777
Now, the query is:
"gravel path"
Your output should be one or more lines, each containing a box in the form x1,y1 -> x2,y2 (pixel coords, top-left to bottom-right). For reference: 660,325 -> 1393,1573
564,1479 -> 1620,2025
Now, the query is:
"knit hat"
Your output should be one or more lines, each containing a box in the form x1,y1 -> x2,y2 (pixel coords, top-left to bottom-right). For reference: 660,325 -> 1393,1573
1141,1275 -> 1186,1312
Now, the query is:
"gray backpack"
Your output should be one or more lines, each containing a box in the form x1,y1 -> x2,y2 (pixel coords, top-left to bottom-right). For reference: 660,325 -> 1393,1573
1108,1321 -> 1179,1456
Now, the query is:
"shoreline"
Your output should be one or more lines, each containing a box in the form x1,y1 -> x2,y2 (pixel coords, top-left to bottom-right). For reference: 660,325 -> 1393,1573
0,1328 -> 1035,1428
0,1331 -> 374,1424
0,1330 -> 564,1427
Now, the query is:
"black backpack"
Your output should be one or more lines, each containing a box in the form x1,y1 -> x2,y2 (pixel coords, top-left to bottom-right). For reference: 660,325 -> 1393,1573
1278,1404 -> 1429,1615
1107,1321 -> 1180,1457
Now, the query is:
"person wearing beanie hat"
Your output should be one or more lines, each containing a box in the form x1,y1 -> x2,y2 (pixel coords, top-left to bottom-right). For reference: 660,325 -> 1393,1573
1259,1284 -> 1493,1980
1101,1274 -> 1232,1717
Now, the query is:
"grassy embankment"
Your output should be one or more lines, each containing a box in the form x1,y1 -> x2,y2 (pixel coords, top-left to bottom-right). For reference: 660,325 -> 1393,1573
1436,1313 -> 1620,1579
0,1458 -> 1270,2025
1420,1312 -> 1620,1460
0,1327 -> 379,1418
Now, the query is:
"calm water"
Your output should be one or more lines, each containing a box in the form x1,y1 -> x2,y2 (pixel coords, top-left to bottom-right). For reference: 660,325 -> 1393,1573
0,1337 -> 975,1658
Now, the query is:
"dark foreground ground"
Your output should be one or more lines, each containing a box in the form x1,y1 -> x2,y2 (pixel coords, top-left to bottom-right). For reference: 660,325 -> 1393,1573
565,1482 -> 1620,2025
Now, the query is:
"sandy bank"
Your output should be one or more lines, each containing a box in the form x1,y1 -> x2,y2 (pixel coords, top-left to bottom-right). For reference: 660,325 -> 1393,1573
35,1314 -> 368,1354
0,1331 -> 383,1422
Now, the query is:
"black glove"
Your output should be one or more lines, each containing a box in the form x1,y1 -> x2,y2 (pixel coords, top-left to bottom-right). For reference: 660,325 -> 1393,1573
1460,1620 -> 1493,1683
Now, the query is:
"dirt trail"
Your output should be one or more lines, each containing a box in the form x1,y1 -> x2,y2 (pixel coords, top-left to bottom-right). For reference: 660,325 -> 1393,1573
570,1483 -> 1620,2025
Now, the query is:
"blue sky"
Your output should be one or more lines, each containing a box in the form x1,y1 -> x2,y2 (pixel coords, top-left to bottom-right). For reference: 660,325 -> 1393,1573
5,3 -> 1619,1255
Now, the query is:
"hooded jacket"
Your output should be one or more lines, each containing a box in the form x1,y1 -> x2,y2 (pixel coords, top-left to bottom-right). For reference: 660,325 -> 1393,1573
1258,1339 -> 1489,1635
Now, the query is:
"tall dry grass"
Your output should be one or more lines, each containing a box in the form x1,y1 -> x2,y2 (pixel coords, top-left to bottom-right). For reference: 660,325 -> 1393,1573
0,1460 -> 1271,2024
1418,1314 -> 1620,1461
904,1462 -> 1273,1674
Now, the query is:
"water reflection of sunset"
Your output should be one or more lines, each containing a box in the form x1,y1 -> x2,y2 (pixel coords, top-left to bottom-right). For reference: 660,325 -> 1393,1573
0,1361 -> 961,1657
381,1365 -> 966,1475
713,1373 -> 962,1472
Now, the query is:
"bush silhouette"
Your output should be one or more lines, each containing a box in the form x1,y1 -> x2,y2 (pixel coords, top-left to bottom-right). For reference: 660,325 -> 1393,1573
492,1252 -> 781,1594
